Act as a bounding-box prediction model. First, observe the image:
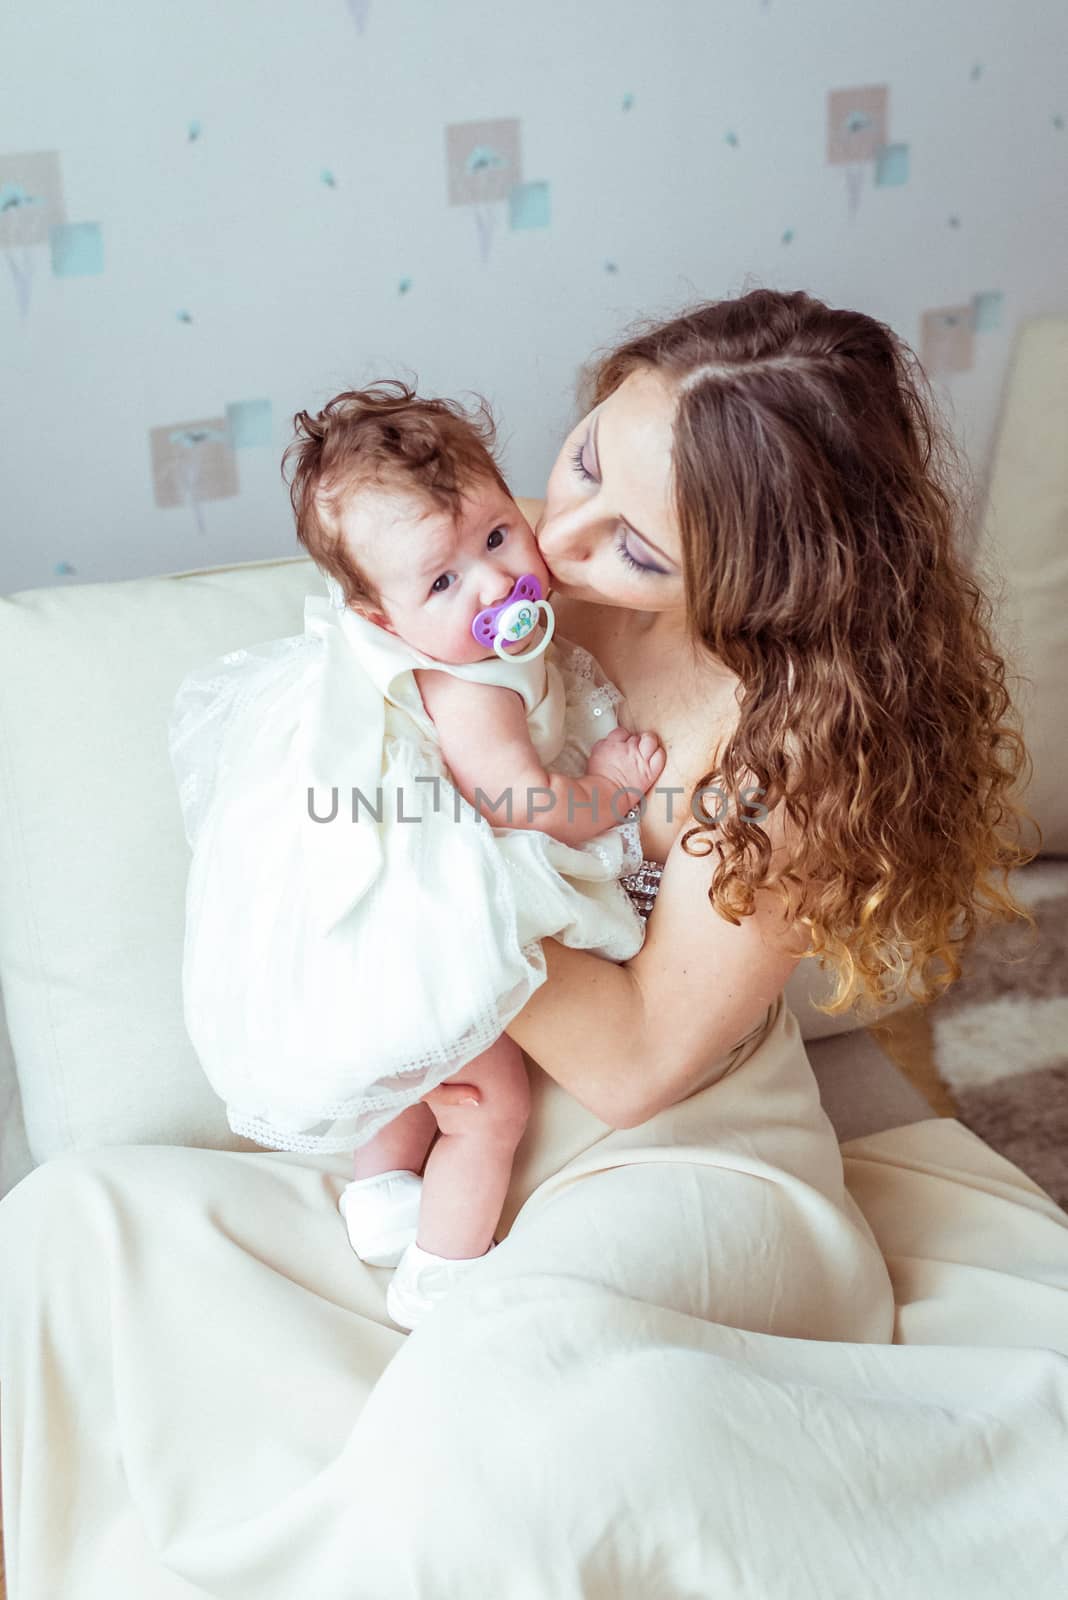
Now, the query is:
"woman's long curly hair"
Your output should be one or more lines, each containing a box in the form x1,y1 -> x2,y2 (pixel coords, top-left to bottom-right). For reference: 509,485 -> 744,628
582,288 -> 1040,1018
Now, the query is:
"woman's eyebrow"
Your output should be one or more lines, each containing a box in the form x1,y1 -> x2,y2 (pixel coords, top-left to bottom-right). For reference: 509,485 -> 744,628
592,411 -> 679,568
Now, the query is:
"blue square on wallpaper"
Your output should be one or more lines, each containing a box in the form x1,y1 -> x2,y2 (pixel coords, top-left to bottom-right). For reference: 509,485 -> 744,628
874,143 -> 910,187
972,291 -> 1004,333
226,398 -> 273,449
509,181 -> 551,231
50,222 -> 104,276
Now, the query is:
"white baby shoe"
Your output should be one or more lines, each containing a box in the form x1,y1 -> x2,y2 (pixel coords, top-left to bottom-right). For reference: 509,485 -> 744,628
385,1238 -> 498,1331
338,1169 -> 423,1268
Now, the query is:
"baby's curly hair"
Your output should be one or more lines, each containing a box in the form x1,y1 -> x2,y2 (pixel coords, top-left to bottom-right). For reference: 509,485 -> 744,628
582,288 -> 1041,1019
282,379 -> 510,611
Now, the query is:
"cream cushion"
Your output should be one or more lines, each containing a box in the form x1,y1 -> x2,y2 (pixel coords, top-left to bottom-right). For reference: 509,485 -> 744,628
0,554 -> 886,1165
0,557 -> 316,1159
978,316 -> 1068,856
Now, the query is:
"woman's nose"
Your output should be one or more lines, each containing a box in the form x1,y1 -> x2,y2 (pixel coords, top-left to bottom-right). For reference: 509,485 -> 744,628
537,508 -> 590,565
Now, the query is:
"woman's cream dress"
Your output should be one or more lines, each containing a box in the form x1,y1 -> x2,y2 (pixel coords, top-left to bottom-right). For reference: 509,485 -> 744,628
4,966 -> 1067,1597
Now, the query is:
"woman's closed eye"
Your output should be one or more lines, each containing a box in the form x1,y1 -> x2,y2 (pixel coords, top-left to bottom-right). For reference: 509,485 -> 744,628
615,531 -> 668,576
570,437 -> 596,485
570,432 -> 668,576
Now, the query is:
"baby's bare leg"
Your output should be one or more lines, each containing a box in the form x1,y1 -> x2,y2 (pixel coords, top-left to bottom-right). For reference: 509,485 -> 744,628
417,1035 -> 530,1260
352,1100 -> 437,1181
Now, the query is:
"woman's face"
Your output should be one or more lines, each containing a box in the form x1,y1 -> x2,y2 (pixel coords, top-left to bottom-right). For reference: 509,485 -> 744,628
536,366 -> 687,615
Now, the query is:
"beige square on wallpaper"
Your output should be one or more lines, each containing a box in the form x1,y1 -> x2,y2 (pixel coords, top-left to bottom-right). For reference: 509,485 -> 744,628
920,307 -> 976,376
826,86 -> 889,164
445,118 -> 522,205
0,150 -> 66,247
150,419 -> 239,509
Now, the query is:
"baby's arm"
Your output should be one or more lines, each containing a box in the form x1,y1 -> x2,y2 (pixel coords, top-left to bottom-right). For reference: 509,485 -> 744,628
415,669 -> 664,848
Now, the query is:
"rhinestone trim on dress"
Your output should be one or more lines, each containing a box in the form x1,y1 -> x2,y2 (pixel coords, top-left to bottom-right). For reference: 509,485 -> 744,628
620,856 -> 664,922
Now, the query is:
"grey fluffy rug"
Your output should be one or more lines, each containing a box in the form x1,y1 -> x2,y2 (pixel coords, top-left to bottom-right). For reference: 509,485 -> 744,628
930,864 -> 1068,1210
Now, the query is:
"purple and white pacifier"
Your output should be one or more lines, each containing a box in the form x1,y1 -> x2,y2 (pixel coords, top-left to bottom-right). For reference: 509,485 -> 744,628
471,574 -> 556,662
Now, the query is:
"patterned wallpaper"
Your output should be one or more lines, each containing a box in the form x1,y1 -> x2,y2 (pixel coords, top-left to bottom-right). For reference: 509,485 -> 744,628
1,0 -> 1066,594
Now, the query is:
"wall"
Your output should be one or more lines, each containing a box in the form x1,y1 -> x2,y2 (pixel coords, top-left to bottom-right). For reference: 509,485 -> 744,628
1,0 -> 1066,594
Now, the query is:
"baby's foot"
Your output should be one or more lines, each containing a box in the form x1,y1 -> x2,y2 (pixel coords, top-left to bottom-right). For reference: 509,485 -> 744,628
338,1169 -> 422,1268
385,1238 -> 498,1331
588,727 -> 666,809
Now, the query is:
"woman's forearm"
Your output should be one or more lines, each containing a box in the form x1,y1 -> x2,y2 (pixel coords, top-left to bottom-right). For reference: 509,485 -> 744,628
504,939 -> 650,1127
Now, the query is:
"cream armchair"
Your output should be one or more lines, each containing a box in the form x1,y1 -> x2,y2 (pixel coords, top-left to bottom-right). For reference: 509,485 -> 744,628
0,550 -> 938,1199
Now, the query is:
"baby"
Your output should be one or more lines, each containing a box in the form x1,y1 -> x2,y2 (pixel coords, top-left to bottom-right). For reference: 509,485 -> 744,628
171,381 -> 664,1330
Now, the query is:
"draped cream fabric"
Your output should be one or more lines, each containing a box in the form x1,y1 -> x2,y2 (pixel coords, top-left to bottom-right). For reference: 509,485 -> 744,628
2,992 -> 1067,1597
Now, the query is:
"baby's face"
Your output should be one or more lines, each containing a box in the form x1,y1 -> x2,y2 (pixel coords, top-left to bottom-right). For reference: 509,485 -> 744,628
339,476 -> 551,665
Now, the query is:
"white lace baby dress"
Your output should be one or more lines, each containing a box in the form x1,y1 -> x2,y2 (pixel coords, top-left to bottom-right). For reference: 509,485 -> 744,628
169,576 -> 645,1154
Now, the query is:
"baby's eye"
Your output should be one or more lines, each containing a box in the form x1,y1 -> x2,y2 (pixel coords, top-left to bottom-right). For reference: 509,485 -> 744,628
486,527 -> 506,550
429,573 -> 456,596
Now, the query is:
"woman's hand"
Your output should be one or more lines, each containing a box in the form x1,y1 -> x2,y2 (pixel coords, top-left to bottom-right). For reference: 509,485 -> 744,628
419,1082 -> 482,1114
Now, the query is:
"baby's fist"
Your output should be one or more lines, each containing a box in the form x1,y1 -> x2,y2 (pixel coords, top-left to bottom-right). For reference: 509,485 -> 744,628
588,726 -> 666,806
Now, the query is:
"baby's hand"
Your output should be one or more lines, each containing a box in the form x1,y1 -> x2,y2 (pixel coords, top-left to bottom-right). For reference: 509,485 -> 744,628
587,726 -> 666,805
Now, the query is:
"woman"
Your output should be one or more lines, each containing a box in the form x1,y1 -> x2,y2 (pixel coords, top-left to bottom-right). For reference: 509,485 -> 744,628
1,290 -> 1054,1598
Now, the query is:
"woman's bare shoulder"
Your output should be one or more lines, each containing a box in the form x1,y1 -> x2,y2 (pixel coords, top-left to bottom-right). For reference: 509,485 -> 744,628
514,496 -> 544,528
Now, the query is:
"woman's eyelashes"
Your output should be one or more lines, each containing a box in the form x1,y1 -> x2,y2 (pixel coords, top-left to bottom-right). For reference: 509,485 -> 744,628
428,526 -> 508,596
569,434 -> 664,576
570,437 -> 596,484
615,530 -> 666,577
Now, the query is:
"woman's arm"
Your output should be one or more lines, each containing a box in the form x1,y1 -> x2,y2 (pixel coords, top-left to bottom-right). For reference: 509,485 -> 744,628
505,804 -> 809,1128
500,490 -> 805,1125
